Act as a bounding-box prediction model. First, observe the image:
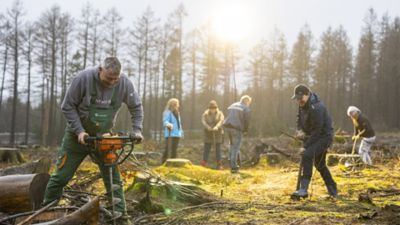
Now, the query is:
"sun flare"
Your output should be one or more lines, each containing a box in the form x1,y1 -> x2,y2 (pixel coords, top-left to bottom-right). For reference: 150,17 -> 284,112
211,3 -> 251,42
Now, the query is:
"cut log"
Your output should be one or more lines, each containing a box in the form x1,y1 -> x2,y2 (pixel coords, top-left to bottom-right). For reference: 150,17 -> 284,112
0,173 -> 50,213
0,157 -> 51,176
164,158 -> 193,167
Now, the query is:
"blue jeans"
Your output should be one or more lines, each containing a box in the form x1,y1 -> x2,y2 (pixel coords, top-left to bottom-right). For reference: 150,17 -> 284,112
203,143 -> 222,162
226,128 -> 242,170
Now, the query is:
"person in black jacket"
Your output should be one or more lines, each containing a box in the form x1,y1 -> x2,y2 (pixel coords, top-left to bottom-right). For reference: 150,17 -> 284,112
291,84 -> 337,198
347,106 -> 376,165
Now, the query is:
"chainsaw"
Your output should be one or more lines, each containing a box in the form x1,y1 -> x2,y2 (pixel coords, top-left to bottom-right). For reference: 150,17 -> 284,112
85,133 -> 137,224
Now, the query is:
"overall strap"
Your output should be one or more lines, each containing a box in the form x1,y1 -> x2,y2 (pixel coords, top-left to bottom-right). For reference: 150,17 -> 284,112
90,76 -> 97,104
110,86 -> 117,109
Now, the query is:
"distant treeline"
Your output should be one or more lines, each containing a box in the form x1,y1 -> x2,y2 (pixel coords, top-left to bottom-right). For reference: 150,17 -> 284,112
0,1 -> 399,146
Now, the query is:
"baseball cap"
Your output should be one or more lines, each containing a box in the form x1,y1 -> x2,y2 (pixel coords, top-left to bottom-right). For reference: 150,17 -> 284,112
291,84 -> 310,100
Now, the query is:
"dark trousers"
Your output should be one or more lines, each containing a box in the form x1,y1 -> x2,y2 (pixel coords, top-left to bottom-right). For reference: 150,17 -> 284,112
203,143 -> 222,162
301,136 -> 336,187
162,137 -> 180,163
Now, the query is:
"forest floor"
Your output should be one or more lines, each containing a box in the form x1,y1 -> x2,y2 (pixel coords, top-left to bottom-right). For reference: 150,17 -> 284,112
1,136 -> 400,225
142,161 -> 400,225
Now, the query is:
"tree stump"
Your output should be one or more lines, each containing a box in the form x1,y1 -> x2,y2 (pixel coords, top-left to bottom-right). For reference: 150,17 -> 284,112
0,149 -> 25,164
164,158 -> 193,167
0,173 -> 50,213
126,172 -> 216,213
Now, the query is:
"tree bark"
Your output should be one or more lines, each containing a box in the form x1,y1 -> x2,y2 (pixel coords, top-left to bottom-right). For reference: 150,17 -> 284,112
0,173 -> 50,213
47,196 -> 99,225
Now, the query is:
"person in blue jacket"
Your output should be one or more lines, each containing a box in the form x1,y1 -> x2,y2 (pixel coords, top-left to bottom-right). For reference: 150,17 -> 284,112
291,84 -> 337,199
162,98 -> 183,163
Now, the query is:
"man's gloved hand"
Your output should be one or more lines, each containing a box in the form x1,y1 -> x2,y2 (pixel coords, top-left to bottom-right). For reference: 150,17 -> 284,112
295,130 -> 306,140
299,147 -> 306,155
212,127 -> 218,131
166,123 -> 173,130
78,131 -> 89,145
130,131 -> 143,144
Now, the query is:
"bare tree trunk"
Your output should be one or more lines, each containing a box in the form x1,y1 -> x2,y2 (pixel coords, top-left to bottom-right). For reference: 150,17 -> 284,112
10,14 -> 20,146
24,43 -> 31,145
0,23 -> 9,115
48,22 -> 57,147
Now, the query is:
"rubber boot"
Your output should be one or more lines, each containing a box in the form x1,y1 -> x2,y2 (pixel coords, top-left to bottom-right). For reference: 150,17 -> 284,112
291,178 -> 310,200
326,183 -> 338,198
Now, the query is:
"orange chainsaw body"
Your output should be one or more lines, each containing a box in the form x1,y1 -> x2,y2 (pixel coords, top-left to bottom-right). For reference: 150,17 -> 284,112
97,138 -> 123,152
97,138 -> 124,165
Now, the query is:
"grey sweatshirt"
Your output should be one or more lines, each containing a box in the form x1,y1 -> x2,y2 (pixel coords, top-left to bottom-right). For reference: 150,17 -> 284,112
61,66 -> 143,135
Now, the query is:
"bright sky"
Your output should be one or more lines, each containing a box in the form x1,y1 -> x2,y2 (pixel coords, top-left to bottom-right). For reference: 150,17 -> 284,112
2,0 -> 400,50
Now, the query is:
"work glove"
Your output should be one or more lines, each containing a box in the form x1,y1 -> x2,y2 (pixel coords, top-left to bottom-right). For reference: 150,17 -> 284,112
130,131 -> 144,144
299,147 -> 306,155
212,127 -> 218,131
166,123 -> 173,130
295,130 -> 306,140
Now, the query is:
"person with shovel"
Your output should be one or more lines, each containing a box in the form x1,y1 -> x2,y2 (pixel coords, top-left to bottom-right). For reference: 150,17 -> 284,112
291,84 -> 337,199
42,57 -> 143,225
347,106 -> 375,166
201,100 -> 225,169
162,98 -> 183,163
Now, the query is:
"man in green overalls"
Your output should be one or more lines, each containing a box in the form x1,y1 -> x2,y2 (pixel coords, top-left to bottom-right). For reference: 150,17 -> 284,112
42,57 -> 143,225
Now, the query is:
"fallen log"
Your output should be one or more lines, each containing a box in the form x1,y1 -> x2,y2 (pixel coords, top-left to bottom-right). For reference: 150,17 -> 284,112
43,196 -> 100,225
164,158 -> 193,167
0,173 -> 50,213
270,144 -> 292,158
0,157 -> 51,176
11,197 -> 100,225
17,200 -> 58,225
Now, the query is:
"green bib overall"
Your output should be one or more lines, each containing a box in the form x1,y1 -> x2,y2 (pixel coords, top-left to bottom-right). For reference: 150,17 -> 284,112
83,79 -> 118,135
43,77 -> 127,213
